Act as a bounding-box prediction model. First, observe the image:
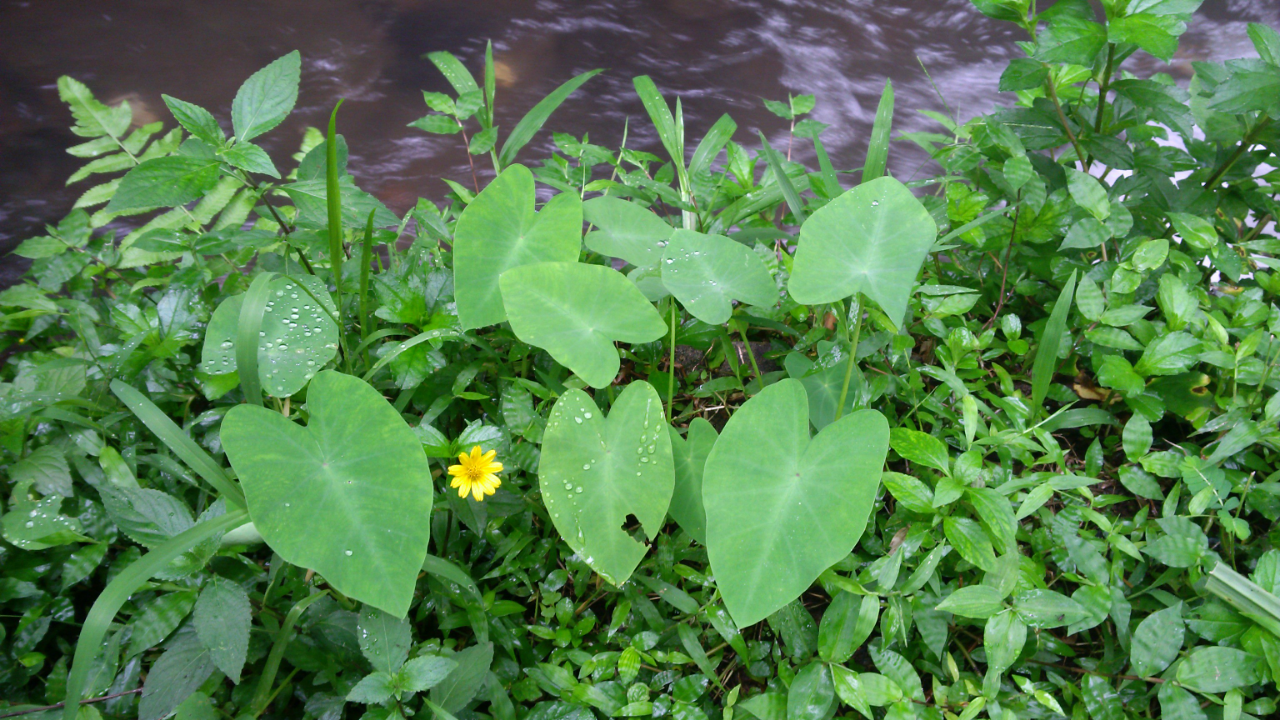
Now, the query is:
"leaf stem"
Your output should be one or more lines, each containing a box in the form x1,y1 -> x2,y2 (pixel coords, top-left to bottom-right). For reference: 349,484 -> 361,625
1204,117 -> 1272,189
1044,79 -> 1086,171
735,320 -> 763,394
667,301 -> 678,422
834,296 -> 862,421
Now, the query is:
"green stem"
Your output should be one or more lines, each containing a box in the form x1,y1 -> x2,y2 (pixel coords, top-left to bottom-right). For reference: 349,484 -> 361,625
358,209 -> 376,342
667,301 -> 678,422
250,591 -> 328,717
736,321 -> 763,394
1204,117 -> 1273,189
834,296 -> 863,422
1044,80 -> 1087,171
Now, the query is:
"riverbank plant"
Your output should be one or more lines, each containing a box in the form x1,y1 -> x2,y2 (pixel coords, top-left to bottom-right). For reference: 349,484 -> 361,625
4,1 -> 1280,718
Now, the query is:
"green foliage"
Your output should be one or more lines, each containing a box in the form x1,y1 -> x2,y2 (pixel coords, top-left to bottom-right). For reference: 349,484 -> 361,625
6,8 -> 1280,720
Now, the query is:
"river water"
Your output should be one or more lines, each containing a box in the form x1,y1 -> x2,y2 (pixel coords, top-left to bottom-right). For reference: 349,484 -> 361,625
1,0 -> 1277,286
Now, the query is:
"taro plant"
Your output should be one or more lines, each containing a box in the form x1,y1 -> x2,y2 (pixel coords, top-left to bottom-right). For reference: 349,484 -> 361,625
5,2 -> 1280,719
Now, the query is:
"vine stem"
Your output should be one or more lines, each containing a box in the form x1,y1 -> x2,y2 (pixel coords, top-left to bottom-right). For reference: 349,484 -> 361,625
1,689 -> 142,719
1204,117 -> 1273,189
834,296 -> 862,421
736,321 -> 763,394
667,301 -> 677,422
1044,79 -> 1087,171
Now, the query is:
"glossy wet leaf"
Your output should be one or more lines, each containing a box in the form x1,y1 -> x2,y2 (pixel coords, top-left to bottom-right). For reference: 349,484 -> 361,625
787,663 -> 834,720
1176,646 -> 1265,692
221,371 -> 433,617
660,229 -> 777,324
703,379 -> 889,627
668,417 -> 717,545
453,164 -> 582,330
500,262 -> 666,388
202,274 -> 339,397
359,605 -> 411,674
539,382 -> 673,585
788,177 -> 938,328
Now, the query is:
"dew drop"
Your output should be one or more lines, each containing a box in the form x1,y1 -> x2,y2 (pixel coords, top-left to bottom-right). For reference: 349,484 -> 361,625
583,412 -> 592,419
345,550 -> 353,556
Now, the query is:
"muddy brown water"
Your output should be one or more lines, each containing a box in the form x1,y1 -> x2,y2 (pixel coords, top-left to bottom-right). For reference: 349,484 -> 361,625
1,0 -> 1276,287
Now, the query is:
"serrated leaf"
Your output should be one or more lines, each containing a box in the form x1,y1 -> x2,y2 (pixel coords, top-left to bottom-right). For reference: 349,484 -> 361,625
231,51 -> 300,142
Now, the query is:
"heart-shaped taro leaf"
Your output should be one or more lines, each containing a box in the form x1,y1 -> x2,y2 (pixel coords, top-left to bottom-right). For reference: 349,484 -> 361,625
703,379 -> 889,627
500,262 -> 666,388
668,417 -> 717,545
661,229 -> 777,325
453,164 -> 582,330
540,381 -> 674,585
201,274 -> 338,397
221,371 -> 432,617
788,176 -> 937,328
583,196 -> 675,268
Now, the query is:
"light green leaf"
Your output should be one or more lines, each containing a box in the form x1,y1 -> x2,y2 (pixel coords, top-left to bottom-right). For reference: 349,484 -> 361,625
359,605 -> 412,674
661,229 -> 777,324
880,472 -> 934,515
1135,331 -> 1201,376
221,142 -> 279,178
818,592 -> 878,664
1130,604 -> 1183,677
582,196 -> 675,267
703,379 -> 889,627
105,156 -> 222,213
936,586 -> 1006,619
943,517 -> 998,572
1065,168 -> 1110,221
668,418 -> 717,545
161,95 -> 224,146
1157,684 -> 1208,720
427,640 -> 491,707
231,51 -> 301,142
787,663 -> 834,720
1144,516 -> 1208,568
540,382 -> 673,585
1123,415 -> 1153,460
193,577 -> 250,683
221,371 -> 434,617
1167,212 -> 1217,251
403,655 -> 458,694
1109,13 -> 1186,62
1176,647 -> 1265,693
789,177 -> 938,328
11,445 -> 73,497
889,428 -> 950,475
500,263 -> 666,389
1013,589 -> 1090,628
453,165 -> 582,330
984,610 -> 1026,672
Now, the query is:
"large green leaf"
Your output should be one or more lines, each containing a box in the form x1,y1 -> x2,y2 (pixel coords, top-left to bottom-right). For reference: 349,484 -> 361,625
105,156 -> 223,214
788,177 -> 937,328
661,229 -> 777,324
231,51 -> 301,143
453,165 -> 582,330
582,196 -> 675,268
703,379 -> 889,627
783,343 -> 862,432
668,418 -> 717,545
500,262 -> 666,388
539,382 -> 674,585
201,275 -> 339,398
221,371 -> 433,617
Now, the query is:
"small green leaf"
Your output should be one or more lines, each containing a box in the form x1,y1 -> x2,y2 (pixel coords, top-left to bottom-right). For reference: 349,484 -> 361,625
106,156 -> 222,213
789,177 -> 938,329
193,578 -> 251,683
1065,168 -> 1110,221
500,263 -> 666,389
1013,589 -> 1090,628
430,642 -> 495,712
661,229 -> 777,324
1031,271 -> 1077,415
936,586 -> 1006,619
231,51 -> 301,142
161,95 -> 223,145
889,428 -> 950,475
1130,604 -> 1184,677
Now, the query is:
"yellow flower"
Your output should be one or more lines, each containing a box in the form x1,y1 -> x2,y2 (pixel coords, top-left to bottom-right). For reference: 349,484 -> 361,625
447,445 -> 503,501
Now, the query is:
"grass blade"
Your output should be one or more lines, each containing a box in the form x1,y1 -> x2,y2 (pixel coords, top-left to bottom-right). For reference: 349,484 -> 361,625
690,114 -> 737,178
862,79 -> 894,184
236,272 -> 276,406
109,380 -> 246,508
483,41 -> 496,129
1030,270 -> 1077,417
498,68 -> 603,168
358,209 -> 376,341
62,508 -> 249,720
632,75 -> 682,165
757,131 -> 806,224
326,101 -> 345,318
812,135 -> 842,197
249,591 -> 328,716
362,328 -> 461,381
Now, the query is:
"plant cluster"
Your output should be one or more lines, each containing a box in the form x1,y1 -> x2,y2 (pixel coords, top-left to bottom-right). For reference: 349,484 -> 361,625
4,1 -> 1280,719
